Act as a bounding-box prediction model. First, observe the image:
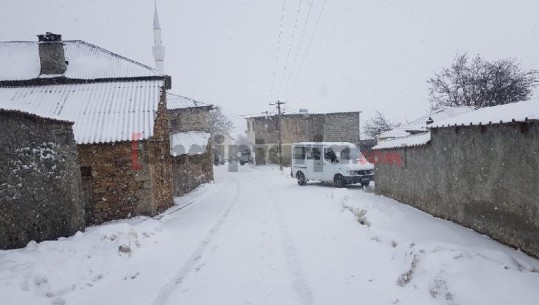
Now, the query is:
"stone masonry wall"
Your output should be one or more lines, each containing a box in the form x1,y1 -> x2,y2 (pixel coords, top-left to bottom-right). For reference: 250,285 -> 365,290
77,141 -> 154,224
323,112 -> 360,144
172,144 -> 214,197
78,89 -> 173,224
0,110 -> 85,249
374,122 -> 539,257
150,90 -> 174,213
168,107 -> 211,134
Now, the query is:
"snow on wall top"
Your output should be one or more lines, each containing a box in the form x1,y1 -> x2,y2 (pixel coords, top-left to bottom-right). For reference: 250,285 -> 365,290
170,131 -> 211,156
0,80 -> 163,144
372,132 -> 431,150
0,40 -> 164,81
166,93 -> 211,110
429,101 -> 539,128
379,106 -> 473,139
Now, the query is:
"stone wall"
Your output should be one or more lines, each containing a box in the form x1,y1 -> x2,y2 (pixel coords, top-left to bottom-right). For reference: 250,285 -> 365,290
168,107 -> 211,134
374,122 -> 539,257
323,112 -> 360,144
172,144 -> 214,197
78,141 -> 153,224
0,110 -> 84,249
250,112 -> 360,165
151,91 -> 174,213
78,89 -> 173,224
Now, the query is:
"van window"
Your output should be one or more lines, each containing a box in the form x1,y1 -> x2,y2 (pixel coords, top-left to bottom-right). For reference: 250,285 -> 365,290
324,148 -> 337,162
306,147 -> 321,160
293,147 -> 306,159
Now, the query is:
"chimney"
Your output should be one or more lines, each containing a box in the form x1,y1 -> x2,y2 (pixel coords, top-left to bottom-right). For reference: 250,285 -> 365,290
37,32 -> 67,75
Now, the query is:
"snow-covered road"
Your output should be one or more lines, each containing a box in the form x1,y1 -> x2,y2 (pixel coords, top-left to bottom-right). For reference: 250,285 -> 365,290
1,165 -> 538,305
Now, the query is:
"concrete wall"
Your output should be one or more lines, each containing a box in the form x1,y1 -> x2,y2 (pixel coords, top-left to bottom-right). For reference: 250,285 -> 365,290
374,122 -> 539,257
0,110 -> 84,249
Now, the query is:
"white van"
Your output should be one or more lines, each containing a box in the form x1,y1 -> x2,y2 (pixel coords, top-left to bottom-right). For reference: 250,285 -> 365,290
291,142 -> 374,187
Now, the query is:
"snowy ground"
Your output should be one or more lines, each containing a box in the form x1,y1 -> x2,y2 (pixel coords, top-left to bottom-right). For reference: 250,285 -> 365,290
1,165 -> 538,305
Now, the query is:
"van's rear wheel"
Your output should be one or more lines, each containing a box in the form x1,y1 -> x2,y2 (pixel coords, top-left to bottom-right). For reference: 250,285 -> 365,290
297,172 -> 307,186
334,174 -> 346,188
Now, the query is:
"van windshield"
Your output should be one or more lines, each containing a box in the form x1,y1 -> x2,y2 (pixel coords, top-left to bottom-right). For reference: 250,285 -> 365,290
339,146 -> 362,160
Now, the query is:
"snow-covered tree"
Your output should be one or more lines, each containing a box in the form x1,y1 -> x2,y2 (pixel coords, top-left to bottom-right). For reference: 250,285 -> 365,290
428,53 -> 539,110
363,111 -> 401,139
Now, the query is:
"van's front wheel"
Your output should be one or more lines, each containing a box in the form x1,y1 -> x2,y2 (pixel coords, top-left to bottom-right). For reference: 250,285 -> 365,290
334,174 -> 346,188
297,172 -> 307,186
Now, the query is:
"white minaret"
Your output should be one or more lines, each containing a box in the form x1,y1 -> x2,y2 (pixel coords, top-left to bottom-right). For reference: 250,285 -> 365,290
152,1 -> 165,73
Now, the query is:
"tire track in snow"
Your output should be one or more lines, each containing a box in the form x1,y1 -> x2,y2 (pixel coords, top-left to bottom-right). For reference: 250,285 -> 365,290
151,178 -> 240,305
251,173 -> 316,305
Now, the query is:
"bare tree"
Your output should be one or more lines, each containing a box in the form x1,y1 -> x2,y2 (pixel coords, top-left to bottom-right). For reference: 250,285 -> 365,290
208,107 -> 234,136
428,53 -> 539,110
363,111 -> 401,139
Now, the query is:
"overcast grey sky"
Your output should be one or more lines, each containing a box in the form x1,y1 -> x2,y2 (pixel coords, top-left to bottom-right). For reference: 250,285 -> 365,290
2,0 -> 539,135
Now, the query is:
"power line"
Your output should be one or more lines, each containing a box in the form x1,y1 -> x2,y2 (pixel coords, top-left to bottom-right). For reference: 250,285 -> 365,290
269,0 -> 288,104
285,0 -> 328,102
276,0 -> 304,100
280,0 -> 315,100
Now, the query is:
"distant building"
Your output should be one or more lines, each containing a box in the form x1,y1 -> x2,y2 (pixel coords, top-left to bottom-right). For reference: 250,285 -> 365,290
246,111 -> 361,165
167,93 -> 214,196
372,101 -> 539,257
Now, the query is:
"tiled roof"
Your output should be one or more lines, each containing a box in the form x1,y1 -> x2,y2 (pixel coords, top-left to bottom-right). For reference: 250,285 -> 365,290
0,40 -> 164,81
166,93 -> 211,110
379,107 -> 473,139
429,101 -> 539,128
0,80 -> 164,144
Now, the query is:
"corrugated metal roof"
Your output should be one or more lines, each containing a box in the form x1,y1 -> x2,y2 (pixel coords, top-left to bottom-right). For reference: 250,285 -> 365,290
373,132 -> 431,150
429,101 -> 539,128
166,93 -> 211,110
0,40 -> 164,81
0,80 -> 163,144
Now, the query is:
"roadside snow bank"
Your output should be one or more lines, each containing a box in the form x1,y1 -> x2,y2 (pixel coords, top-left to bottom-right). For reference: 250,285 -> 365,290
332,188 -> 539,305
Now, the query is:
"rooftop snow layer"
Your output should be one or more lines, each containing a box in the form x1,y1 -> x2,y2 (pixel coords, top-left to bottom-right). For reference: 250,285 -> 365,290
0,80 -> 163,144
170,131 -> 211,156
166,93 -> 211,110
0,40 -> 164,81
429,101 -> 539,128
372,132 -> 431,150
379,107 -> 473,139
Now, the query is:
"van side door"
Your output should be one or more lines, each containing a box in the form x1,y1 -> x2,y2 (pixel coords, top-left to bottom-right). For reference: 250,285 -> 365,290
306,145 -> 323,181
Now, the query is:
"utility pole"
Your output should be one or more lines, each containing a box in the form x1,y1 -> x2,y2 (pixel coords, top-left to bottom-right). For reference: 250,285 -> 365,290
270,100 -> 286,170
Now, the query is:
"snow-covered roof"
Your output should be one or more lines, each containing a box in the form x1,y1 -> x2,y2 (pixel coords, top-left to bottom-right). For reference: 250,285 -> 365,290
166,93 -> 211,110
429,101 -> 539,128
372,132 -> 431,150
0,80 -> 164,144
379,107 -> 473,139
170,131 -> 211,156
0,40 -> 164,81
0,108 -> 73,124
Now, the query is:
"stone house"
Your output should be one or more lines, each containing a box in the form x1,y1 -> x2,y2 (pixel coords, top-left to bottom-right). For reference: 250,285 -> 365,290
167,93 -> 214,196
246,111 -> 360,165
0,33 -> 173,225
372,101 -> 539,257
0,109 -> 85,249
